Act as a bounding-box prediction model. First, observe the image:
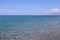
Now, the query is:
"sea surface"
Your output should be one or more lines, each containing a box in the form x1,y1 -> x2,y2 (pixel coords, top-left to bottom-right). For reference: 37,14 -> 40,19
0,15 -> 60,40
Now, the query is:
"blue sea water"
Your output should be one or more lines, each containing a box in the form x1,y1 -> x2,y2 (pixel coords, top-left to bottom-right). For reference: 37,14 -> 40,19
0,15 -> 60,35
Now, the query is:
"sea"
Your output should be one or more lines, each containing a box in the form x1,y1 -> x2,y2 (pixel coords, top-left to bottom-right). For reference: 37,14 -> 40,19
0,15 -> 60,40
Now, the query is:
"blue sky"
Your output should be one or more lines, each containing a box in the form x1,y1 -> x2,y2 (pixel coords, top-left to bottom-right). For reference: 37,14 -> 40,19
0,0 -> 60,15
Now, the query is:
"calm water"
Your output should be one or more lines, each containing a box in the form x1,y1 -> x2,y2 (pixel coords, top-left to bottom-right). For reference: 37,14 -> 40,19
0,15 -> 60,33
0,15 -> 60,40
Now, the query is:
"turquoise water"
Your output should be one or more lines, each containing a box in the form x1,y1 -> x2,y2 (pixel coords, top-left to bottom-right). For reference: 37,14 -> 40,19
0,15 -> 60,33
0,15 -> 60,40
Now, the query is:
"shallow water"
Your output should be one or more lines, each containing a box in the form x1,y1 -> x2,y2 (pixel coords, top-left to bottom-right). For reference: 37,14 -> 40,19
0,15 -> 60,40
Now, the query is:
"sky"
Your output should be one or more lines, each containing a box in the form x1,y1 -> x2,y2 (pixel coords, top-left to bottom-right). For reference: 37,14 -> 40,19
0,0 -> 60,15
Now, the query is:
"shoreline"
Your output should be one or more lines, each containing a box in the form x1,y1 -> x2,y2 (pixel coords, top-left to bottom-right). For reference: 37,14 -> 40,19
0,27 -> 60,40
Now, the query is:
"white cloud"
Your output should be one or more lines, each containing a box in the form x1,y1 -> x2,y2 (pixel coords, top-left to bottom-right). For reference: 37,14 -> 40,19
44,8 -> 60,15
49,8 -> 60,13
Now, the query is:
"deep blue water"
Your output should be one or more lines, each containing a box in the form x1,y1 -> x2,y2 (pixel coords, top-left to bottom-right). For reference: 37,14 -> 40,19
0,15 -> 60,34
